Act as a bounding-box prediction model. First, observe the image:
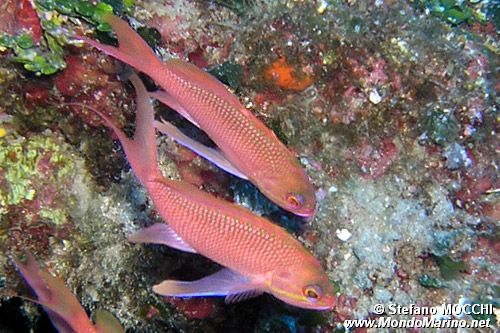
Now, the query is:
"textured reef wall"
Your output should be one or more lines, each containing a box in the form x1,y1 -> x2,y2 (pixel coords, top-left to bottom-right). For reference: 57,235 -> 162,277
0,0 -> 498,332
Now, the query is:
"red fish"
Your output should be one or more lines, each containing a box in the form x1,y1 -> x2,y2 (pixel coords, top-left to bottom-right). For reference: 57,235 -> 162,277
82,14 -> 317,217
14,253 -> 124,333
90,73 -> 335,310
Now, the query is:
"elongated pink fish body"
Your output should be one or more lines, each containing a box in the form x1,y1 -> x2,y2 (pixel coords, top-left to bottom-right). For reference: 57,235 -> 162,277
83,14 -> 317,217
91,74 -> 335,310
149,177 -> 312,275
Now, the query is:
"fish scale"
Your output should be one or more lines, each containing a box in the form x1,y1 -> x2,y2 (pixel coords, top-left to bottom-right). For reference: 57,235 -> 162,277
147,178 -> 303,275
172,78 -> 288,175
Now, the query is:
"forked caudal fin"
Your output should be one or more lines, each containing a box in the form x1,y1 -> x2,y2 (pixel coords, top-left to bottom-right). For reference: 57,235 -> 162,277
14,253 -> 96,332
75,74 -> 160,184
14,253 -> 125,333
81,13 -> 164,79
126,74 -> 159,183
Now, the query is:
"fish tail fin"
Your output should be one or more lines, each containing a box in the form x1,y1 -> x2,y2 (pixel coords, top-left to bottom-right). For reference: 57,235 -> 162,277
71,74 -> 160,183
14,253 -> 96,332
82,14 -> 163,79
125,74 -> 160,182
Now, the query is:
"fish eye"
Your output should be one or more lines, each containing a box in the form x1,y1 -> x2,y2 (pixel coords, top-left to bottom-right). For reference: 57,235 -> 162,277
303,285 -> 323,302
286,193 -> 303,208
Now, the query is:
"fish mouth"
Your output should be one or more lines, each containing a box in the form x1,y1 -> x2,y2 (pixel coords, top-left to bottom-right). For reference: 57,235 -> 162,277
314,297 -> 337,311
294,206 -> 316,218
297,299 -> 336,311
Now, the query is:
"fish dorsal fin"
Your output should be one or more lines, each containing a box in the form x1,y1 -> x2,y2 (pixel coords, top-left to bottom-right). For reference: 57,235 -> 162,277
165,59 -> 243,110
94,310 -> 124,333
128,223 -> 197,253
163,60 -> 285,149
153,269 -> 263,300
154,119 -> 248,180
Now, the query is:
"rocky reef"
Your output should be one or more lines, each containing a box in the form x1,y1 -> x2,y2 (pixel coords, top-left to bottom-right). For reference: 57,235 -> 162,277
0,0 -> 498,332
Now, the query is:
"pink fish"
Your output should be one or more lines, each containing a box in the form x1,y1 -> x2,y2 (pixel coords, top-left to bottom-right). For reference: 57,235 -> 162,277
14,253 -> 124,333
82,14 -> 317,217
89,73 -> 335,310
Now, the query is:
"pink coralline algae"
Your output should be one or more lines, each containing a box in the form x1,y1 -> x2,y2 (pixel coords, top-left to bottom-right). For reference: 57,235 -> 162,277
0,0 -> 42,43
354,138 -> 398,180
54,52 -> 132,127
165,297 -> 218,320
462,237 -> 500,284
323,54 -> 398,125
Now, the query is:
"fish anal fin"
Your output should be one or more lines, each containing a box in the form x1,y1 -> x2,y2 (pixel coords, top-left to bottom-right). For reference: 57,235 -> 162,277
128,223 -> 197,253
153,269 -> 263,301
154,119 -> 248,180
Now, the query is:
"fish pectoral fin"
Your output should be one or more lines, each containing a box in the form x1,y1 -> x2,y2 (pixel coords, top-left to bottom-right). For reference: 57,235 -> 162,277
128,223 -> 197,253
154,119 -> 249,180
153,269 -> 263,303
225,289 -> 264,304
94,310 -> 124,333
149,90 -> 201,128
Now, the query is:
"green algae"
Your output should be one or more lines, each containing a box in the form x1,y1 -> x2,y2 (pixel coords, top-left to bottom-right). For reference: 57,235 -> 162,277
269,118 -> 289,146
418,274 -> 445,288
103,0 -> 135,14
433,254 -> 468,280
418,0 -> 487,25
39,207 -> 68,225
137,26 -> 162,49
12,104 -> 63,134
36,0 -> 115,32
321,50 -> 336,66
422,108 -> 460,145
256,314 -> 297,333
207,0 -> 254,16
0,133 -> 77,225
209,62 -> 244,91
0,0 -> 135,76
0,32 -> 65,76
